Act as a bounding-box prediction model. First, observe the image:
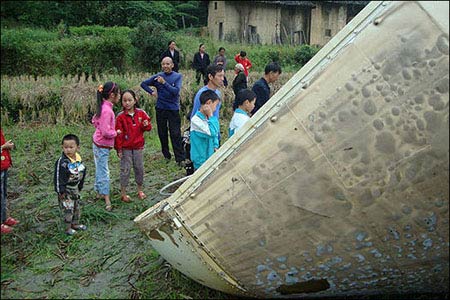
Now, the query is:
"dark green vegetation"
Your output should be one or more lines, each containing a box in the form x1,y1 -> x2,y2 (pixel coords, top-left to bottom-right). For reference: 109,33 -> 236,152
0,124 -> 234,299
1,1 -> 207,30
1,24 -> 319,77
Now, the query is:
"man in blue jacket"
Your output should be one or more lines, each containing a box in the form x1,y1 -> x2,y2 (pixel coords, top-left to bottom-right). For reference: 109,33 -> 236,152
141,57 -> 185,164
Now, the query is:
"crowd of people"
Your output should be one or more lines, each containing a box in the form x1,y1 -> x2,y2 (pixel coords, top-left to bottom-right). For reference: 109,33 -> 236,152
0,41 -> 282,235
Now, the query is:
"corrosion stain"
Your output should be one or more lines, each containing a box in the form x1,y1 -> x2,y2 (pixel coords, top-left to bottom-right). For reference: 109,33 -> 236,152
149,229 -> 164,241
276,279 -> 330,295
160,223 -> 179,248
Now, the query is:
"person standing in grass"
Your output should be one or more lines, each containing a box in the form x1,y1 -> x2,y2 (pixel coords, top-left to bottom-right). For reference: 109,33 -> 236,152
115,90 -> 152,203
251,62 -> 282,115
160,40 -> 180,73
232,63 -> 247,97
1,129 -> 19,235
213,47 -> 228,87
54,134 -> 87,236
190,90 -> 221,171
229,89 -> 256,138
92,81 -> 120,211
193,43 -> 211,85
234,50 -> 252,80
141,57 -> 185,166
190,64 -> 225,145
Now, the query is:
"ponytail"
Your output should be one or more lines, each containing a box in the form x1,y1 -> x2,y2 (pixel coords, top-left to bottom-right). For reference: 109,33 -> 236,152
95,81 -> 118,118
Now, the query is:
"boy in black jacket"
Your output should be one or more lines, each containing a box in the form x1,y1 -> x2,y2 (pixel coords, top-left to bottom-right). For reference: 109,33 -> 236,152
54,134 -> 87,235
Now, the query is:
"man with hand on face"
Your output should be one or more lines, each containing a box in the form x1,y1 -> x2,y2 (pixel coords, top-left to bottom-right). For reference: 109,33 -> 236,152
141,57 -> 185,165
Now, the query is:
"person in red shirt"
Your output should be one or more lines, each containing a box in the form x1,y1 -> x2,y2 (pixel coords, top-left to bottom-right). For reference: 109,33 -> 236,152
115,90 -> 152,203
234,50 -> 253,79
1,129 -> 19,234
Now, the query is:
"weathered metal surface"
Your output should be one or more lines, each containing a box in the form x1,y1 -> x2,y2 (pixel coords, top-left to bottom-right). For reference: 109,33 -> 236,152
135,1 -> 449,298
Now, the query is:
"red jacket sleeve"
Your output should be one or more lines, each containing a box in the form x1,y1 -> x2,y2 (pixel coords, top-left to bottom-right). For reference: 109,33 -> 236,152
140,111 -> 152,132
115,114 -> 125,151
246,58 -> 252,70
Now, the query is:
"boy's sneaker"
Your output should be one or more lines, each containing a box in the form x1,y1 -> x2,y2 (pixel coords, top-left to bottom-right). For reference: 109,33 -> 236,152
65,228 -> 77,236
1,224 -> 13,234
4,217 -> 19,226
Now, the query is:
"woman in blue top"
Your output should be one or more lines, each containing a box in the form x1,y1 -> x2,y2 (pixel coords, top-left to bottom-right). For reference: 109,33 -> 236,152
229,89 -> 256,138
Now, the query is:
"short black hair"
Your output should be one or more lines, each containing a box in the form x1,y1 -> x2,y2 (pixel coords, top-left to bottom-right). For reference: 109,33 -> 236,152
233,89 -> 256,111
206,64 -> 224,80
167,40 -> 175,46
218,47 -> 225,52
62,134 -> 80,146
240,50 -> 247,57
199,90 -> 220,105
265,62 -> 282,75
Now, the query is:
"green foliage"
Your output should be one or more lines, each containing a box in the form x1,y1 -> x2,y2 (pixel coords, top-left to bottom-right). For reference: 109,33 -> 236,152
130,20 -> 168,73
1,1 -> 208,29
1,25 -> 319,76
1,27 -> 132,77
295,44 -> 320,67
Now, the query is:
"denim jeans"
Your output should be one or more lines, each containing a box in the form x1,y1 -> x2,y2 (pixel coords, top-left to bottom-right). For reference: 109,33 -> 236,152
92,144 -> 111,195
1,170 -> 8,223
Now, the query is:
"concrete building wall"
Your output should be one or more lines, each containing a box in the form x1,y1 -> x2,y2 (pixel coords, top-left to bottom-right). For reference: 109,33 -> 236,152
281,7 -> 310,44
310,3 -> 348,46
209,1 -> 361,46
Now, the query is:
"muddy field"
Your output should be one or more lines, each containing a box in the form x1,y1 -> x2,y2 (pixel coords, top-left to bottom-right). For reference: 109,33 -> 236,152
0,124 -> 232,299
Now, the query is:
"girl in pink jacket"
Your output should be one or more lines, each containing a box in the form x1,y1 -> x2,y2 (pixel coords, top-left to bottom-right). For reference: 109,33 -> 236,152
92,81 -> 120,211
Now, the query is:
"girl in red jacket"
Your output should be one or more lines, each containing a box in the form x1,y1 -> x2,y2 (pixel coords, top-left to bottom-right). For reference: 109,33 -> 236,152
115,90 -> 152,202
1,129 -> 18,234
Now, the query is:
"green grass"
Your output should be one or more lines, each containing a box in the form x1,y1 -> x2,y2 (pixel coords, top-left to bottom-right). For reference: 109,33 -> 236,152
0,123 -> 237,299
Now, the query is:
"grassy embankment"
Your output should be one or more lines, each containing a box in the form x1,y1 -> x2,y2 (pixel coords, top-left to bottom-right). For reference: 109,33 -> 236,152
0,70 -> 294,299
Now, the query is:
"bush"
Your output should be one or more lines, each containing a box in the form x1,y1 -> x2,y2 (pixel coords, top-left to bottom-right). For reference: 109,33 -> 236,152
1,27 -> 132,77
294,44 -> 320,67
130,20 -> 168,73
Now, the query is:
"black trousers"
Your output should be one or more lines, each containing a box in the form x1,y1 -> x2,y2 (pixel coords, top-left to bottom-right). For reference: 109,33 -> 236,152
196,69 -> 207,85
156,108 -> 185,162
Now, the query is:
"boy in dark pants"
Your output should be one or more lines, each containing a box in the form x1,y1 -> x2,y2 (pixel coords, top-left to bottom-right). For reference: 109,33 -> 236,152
54,134 -> 87,235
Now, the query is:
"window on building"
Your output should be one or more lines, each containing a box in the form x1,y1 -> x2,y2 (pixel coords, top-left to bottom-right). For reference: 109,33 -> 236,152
325,29 -> 332,37
248,25 -> 258,44
214,2 -> 217,10
219,22 -> 223,41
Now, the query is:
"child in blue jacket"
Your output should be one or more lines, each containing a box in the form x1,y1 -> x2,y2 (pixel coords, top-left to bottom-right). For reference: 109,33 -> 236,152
190,90 -> 220,171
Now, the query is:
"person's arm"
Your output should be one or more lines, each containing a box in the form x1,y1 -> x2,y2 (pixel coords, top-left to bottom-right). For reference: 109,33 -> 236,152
205,53 -> 210,66
114,115 -> 124,152
208,116 -> 220,150
161,73 -> 182,97
140,75 -> 158,95
252,82 -> 266,111
54,157 -> 69,195
234,53 -> 240,63
140,110 -> 152,132
193,53 -> 200,70
246,58 -> 252,70
78,163 -> 86,191
99,109 -> 117,139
